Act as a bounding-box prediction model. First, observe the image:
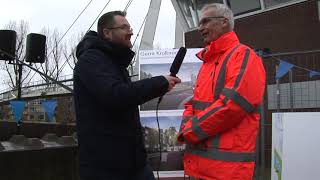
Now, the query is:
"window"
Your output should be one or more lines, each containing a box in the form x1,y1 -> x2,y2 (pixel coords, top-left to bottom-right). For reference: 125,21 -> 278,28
38,114 -> 44,120
30,100 -> 41,105
29,107 -> 36,112
264,0 -> 299,9
318,0 -> 320,21
227,0 -> 261,15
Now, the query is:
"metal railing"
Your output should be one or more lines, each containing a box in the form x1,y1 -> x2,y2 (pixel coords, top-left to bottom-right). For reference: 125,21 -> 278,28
0,74 -> 73,102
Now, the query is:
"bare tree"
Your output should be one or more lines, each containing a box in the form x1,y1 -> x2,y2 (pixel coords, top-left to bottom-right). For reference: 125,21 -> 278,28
0,20 -> 32,92
62,32 -> 84,70
39,28 -> 65,82
63,33 -> 140,78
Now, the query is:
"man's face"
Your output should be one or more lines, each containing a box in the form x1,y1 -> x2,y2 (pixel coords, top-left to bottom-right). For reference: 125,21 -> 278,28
198,8 -> 228,45
103,15 -> 133,48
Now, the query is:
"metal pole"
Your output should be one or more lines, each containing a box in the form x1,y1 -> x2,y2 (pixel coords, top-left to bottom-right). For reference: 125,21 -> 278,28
18,60 -> 73,92
16,61 -> 23,134
0,49 -> 73,93
17,64 -> 22,100
260,102 -> 266,180
289,69 -> 293,111
276,65 -> 280,112
263,49 -> 320,58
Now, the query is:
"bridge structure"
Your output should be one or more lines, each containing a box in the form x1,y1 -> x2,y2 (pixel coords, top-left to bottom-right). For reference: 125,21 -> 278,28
0,74 -> 73,104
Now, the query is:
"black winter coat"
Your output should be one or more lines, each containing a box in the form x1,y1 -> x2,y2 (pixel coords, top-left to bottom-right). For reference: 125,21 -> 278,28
73,31 -> 168,178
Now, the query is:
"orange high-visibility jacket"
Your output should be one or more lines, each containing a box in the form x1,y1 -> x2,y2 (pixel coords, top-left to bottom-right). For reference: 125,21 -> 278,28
178,31 -> 266,180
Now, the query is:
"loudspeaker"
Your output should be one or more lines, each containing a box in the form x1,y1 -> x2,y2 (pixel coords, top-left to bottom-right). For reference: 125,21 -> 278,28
26,33 -> 46,63
0,30 -> 17,61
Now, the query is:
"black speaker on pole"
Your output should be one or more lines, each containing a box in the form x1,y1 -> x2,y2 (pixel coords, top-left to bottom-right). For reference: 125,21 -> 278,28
26,33 -> 46,63
0,30 -> 17,61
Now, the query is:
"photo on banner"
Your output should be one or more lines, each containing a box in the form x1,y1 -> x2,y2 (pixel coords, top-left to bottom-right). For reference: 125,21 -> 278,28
140,110 -> 185,174
139,48 -> 202,111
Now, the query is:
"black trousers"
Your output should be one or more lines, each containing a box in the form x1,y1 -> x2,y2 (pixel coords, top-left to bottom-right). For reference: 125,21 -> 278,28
81,165 -> 155,180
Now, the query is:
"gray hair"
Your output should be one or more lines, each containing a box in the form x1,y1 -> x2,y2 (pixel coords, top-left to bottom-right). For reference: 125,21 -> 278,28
201,3 -> 234,30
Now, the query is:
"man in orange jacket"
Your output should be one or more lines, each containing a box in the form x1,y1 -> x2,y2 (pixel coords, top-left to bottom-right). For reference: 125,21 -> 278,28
177,3 -> 266,180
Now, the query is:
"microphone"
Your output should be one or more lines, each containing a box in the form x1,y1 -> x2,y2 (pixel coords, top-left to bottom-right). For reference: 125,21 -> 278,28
170,47 -> 187,77
157,47 -> 187,105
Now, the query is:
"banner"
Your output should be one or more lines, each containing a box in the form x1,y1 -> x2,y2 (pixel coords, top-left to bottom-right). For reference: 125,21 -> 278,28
139,48 -> 202,111
41,100 -> 57,122
275,60 -> 294,80
10,100 -> 26,123
140,110 -> 185,174
138,48 -> 201,176
309,71 -> 320,78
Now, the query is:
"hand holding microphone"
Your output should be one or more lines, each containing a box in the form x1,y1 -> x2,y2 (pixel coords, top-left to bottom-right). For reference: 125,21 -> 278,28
164,47 -> 187,91
164,75 -> 181,91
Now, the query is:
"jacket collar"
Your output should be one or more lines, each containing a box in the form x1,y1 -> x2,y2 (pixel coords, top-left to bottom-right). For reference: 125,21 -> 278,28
197,31 -> 240,62
105,40 -> 135,68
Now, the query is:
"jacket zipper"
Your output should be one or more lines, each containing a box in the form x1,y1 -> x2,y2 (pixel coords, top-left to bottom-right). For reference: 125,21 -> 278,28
211,50 -> 222,98
211,62 -> 218,96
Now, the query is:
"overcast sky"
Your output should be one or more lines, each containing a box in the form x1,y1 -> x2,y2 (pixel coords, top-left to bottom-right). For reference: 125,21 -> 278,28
0,0 -> 177,91
0,0 -> 176,47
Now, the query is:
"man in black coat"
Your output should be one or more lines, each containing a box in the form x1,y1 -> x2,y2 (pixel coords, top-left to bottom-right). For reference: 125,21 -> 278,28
73,11 -> 181,180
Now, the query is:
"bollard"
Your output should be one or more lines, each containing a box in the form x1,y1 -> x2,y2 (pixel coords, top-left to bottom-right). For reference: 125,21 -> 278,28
57,136 -> 77,146
9,134 -> 27,146
72,132 -> 78,143
42,133 -> 59,142
0,143 -> 4,151
25,138 -> 44,149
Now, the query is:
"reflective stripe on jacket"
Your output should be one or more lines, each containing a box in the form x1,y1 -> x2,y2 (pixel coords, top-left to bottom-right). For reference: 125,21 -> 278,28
178,31 -> 266,180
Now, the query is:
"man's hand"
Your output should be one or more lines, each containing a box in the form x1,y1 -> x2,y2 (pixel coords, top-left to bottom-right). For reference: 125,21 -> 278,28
164,75 -> 181,91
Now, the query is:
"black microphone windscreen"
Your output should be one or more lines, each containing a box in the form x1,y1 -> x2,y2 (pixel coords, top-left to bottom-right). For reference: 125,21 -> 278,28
170,47 -> 187,76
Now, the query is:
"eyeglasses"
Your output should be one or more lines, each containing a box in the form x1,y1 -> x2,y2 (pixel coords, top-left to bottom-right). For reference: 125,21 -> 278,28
107,25 -> 133,32
198,16 -> 226,27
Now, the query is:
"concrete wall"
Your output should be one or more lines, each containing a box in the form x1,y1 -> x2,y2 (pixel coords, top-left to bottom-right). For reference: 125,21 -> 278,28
0,121 -> 76,141
0,147 -> 79,180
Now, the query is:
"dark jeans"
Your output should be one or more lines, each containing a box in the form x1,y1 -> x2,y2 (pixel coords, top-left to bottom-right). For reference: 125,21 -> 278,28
81,165 -> 155,180
134,164 -> 155,180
